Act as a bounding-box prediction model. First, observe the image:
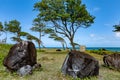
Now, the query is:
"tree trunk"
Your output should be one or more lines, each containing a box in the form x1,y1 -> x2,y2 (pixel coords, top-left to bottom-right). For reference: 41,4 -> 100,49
17,32 -> 21,42
39,32 -> 41,49
61,42 -> 65,50
64,41 -> 68,49
5,31 -> 7,43
38,41 -> 40,50
70,38 -> 76,50
38,43 -> 41,49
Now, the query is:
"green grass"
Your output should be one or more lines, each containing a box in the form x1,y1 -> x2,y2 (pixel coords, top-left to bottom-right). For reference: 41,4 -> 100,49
0,44 -> 12,67
87,49 -> 113,55
0,44 -> 120,80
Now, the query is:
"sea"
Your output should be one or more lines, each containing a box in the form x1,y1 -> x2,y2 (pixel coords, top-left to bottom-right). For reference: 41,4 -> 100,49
43,47 -> 120,52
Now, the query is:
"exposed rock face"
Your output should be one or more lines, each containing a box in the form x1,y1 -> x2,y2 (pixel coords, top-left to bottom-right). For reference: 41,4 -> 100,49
17,65 -> 32,76
103,53 -> 120,69
3,41 -> 38,73
61,50 -> 99,78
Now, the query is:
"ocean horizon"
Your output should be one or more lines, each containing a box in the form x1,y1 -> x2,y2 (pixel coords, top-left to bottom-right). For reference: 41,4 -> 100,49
37,47 -> 120,52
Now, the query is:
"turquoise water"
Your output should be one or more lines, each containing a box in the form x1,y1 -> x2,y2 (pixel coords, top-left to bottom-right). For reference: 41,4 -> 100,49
42,47 -> 120,52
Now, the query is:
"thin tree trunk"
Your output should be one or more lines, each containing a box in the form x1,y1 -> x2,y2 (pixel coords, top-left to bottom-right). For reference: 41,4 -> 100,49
39,32 -> 41,49
64,41 -> 68,50
17,32 -> 21,42
70,38 -> 76,50
38,40 -> 40,50
5,31 -> 7,43
61,42 -> 65,50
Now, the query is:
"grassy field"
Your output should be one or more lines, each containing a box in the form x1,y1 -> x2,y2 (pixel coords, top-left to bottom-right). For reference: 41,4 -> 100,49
0,44 -> 120,80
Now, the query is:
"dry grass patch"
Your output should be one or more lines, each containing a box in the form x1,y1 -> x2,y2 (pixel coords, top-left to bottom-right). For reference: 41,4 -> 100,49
0,48 -> 120,80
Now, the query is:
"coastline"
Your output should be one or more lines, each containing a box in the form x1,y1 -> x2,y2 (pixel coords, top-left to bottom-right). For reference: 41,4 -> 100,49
37,47 -> 120,52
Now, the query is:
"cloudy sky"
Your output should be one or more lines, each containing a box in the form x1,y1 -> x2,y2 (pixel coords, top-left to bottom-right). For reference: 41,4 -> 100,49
0,0 -> 120,47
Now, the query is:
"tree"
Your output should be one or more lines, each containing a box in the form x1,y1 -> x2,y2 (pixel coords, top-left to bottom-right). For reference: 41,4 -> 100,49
49,33 -> 67,50
44,28 -> 68,49
0,22 -> 4,36
113,23 -> 120,32
0,22 -> 7,43
5,20 -> 21,42
0,22 -> 3,31
34,0 -> 95,50
26,33 -> 45,48
5,20 -> 32,42
31,16 -> 46,49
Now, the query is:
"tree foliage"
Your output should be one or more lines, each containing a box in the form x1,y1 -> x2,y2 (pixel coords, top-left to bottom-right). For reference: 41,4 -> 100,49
5,20 -> 21,42
31,16 -> 46,49
34,0 -> 95,50
0,21 -> 7,43
113,23 -> 120,32
0,22 -> 4,36
5,20 -> 21,33
0,22 -> 3,31
49,32 -> 67,50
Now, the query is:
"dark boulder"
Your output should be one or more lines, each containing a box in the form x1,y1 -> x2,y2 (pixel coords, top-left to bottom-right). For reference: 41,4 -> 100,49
61,50 -> 99,78
103,53 -> 120,69
3,41 -> 39,73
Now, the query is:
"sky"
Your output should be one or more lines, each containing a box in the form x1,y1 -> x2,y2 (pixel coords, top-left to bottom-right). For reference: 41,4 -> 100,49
0,0 -> 120,47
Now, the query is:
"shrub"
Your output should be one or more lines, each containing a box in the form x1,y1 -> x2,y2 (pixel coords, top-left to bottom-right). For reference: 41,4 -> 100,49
88,48 -> 113,55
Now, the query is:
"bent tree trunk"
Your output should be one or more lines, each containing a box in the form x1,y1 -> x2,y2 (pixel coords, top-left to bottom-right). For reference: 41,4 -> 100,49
61,42 -> 65,50
38,42 -> 40,50
70,38 -> 76,50
17,32 -> 21,42
39,32 -> 41,49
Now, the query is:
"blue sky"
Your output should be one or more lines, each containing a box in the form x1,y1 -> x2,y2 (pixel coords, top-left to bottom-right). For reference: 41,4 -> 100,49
0,0 -> 120,47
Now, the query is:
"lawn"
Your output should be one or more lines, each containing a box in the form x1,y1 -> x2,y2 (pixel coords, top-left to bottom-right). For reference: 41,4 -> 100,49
0,44 -> 120,80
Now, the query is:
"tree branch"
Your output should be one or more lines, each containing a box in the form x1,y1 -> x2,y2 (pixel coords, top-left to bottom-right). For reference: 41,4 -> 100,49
52,20 -> 69,37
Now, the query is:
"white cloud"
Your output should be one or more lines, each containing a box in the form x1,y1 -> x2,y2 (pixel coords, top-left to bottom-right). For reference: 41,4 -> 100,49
75,33 -> 120,47
90,34 -> 95,37
115,32 -> 120,38
89,33 -> 105,41
93,7 -> 100,12
104,23 -> 111,27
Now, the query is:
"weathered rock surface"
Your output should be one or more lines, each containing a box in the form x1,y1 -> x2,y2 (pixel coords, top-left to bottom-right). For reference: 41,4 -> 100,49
3,41 -> 41,76
61,50 -> 99,78
103,53 -> 120,69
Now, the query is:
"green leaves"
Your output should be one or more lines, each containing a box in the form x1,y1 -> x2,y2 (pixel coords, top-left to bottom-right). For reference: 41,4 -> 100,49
31,16 -> 46,32
5,20 -> 21,33
0,22 -> 3,31
19,32 -> 29,37
34,0 -> 95,29
34,0 -> 95,49
113,24 -> 120,32
5,20 -> 26,42
44,28 -> 54,34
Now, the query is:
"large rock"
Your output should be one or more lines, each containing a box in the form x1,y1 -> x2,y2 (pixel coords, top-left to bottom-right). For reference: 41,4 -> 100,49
103,53 -> 120,69
3,41 -> 38,72
61,50 -> 99,78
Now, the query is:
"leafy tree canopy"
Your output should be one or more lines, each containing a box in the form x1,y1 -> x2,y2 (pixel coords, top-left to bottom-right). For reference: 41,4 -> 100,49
34,0 -> 95,49
113,24 -> 120,32
0,22 -> 3,31
5,20 -> 21,33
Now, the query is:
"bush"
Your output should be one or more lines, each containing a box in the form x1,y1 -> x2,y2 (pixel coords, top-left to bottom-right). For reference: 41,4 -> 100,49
88,48 -> 113,55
